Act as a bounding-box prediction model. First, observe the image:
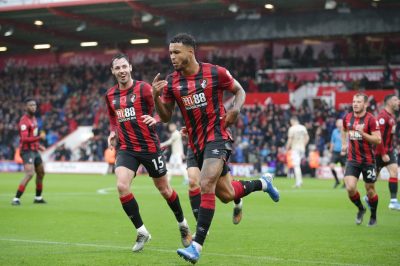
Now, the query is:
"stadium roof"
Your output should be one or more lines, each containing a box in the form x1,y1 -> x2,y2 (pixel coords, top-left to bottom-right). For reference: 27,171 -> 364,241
0,0 -> 399,54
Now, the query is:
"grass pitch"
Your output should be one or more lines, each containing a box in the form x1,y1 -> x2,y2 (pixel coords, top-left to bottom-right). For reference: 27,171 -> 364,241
0,173 -> 399,265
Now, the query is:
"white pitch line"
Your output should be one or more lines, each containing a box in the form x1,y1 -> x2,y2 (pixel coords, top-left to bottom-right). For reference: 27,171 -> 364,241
96,187 -> 116,195
0,238 -> 368,266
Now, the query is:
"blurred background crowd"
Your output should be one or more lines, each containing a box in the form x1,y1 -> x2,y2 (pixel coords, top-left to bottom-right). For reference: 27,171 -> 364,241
1,48 -> 399,177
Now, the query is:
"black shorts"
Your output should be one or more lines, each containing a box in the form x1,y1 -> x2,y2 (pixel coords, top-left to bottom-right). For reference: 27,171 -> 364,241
376,150 -> 398,174
21,150 -> 43,167
331,151 -> 346,166
344,161 -> 377,183
115,150 -> 167,178
186,147 -> 198,169
189,140 -> 232,176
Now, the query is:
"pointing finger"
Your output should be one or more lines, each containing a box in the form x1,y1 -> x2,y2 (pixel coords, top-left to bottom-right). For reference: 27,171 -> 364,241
153,73 -> 160,83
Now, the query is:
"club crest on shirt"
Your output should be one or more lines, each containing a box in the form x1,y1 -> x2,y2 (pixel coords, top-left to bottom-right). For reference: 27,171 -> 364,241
130,94 -> 136,103
201,79 -> 207,89
379,118 -> 385,125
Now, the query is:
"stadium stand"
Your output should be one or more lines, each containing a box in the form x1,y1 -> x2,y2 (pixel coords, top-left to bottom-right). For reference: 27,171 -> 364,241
0,0 -> 399,178
1,55 -> 398,178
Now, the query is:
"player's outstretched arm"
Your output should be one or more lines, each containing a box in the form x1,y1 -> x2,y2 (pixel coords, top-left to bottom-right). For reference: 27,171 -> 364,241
152,73 -> 175,123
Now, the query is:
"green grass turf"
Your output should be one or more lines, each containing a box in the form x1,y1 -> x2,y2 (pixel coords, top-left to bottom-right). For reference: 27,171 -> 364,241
0,173 -> 399,265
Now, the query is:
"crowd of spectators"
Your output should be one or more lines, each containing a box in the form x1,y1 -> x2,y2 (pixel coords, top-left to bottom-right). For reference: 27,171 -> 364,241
0,64 -> 110,161
264,38 -> 400,69
229,101 -> 343,175
0,52 -> 399,178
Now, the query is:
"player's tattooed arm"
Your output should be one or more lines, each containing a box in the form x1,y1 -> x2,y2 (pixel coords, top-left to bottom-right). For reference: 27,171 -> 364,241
223,79 -> 245,128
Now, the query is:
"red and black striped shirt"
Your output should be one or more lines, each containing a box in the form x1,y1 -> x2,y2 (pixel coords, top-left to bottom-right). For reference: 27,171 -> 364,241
161,62 -> 235,155
105,80 -> 160,153
375,109 -> 396,155
19,114 -> 40,151
343,112 -> 380,165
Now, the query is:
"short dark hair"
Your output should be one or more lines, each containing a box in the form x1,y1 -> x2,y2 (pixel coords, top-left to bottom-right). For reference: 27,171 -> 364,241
170,33 -> 196,50
384,94 -> 396,105
354,93 -> 368,102
111,53 -> 130,68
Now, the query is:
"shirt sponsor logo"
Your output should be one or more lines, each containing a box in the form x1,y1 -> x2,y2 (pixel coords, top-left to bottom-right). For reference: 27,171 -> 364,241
181,92 -> 207,110
349,130 -> 363,140
116,107 -> 136,122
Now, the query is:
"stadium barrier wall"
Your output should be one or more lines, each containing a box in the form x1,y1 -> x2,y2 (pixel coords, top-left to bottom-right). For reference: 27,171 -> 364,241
1,161 -> 398,180
244,92 -> 289,105
167,163 -> 273,178
317,166 -> 397,180
0,161 -> 23,172
44,162 -> 109,174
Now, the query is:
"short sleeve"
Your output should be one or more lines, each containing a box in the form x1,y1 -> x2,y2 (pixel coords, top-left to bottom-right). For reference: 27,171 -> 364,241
377,115 -> 386,128
342,115 -> 348,130
302,126 -> 308,135
142,82 -> 155,109
288,127 -> 293,138
105,94 -> 117,132
19,118 -> 27,133
161,75 -> 175,103
369,116 -> 380,132
217,66 -> 235,92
